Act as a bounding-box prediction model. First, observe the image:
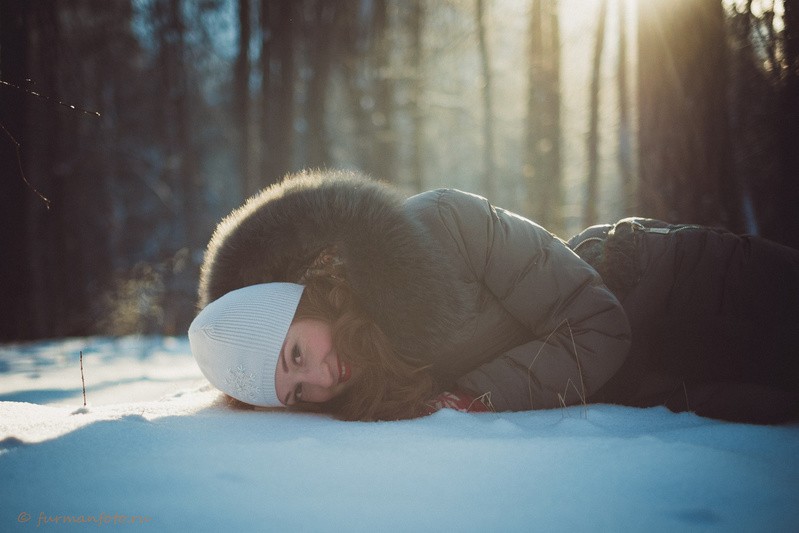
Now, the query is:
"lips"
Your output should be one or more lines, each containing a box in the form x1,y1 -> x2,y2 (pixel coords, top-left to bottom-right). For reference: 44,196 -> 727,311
337,354 -> 352,384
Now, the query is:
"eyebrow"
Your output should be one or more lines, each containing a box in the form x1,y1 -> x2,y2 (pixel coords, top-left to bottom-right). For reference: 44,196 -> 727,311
280,347 -> 291,406
281,345 -> 289,374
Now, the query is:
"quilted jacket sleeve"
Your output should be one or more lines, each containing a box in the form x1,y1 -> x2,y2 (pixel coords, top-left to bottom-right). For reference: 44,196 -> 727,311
410,189 -> 631,411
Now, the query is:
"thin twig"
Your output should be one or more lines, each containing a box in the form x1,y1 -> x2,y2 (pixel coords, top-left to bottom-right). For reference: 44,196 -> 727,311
1,78 -> 101,208
526,318 -> 588,417
526,319 -> 566,407
0,122 -> 51,209
682,382 -> 690,411
470,391 -> 495,412
0,79 -> 101,117
80,351 -> 87,407
565,319 -> 589,416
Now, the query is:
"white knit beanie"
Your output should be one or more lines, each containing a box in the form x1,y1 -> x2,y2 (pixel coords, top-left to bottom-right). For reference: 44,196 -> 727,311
188,282 -> 304,407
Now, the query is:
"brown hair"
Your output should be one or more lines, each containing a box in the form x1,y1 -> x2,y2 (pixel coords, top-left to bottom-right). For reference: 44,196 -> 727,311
290,252 -> 436,421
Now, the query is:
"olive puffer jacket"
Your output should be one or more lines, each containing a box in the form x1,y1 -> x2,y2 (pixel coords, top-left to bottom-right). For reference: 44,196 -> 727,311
406,189 -> 631,411
199,170 -> 632,413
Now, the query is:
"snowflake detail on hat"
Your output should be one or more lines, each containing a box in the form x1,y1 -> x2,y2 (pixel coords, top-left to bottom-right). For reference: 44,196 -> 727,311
225,364 -> 261,401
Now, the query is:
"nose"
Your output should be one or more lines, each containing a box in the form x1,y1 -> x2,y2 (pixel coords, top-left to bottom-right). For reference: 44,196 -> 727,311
305,357 -> 336,389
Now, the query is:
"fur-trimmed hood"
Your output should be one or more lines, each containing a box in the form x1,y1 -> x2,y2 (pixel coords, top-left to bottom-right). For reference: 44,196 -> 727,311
198,169 -> 464,364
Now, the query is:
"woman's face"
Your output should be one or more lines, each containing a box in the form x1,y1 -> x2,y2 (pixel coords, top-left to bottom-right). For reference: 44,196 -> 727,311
274,318 -> 355,406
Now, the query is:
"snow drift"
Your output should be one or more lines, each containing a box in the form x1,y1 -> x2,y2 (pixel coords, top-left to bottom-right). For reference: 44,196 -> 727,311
1,336 -> 797,532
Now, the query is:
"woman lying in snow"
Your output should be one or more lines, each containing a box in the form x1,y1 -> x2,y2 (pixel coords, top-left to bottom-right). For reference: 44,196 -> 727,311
189,169 -> 799,424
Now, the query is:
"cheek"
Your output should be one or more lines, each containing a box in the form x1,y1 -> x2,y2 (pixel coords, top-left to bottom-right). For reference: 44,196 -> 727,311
304,321 -> 334,353
304,383 -> 337,404
273,365 -> 288,405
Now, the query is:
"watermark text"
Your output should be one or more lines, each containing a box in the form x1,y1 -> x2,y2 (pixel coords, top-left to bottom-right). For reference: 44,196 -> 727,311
17,511 -> 152,527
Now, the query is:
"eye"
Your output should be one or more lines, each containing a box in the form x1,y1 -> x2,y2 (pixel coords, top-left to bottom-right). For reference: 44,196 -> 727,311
291,344 -> 302,365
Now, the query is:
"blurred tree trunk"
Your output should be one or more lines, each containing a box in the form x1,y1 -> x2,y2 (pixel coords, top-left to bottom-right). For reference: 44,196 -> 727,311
175,0 -> 201,253
617,0 -> 634,215
637,0 -> 739,228
257,0 -> 295,186
338,1 -> 396,182
25,1 -> 75,338
584,0 -> 607,227
156,0 -> 188,237
306,0 -> 336,168
371,0 -> 395,182
773,0 -> 799,249
258,0 -> 272,187
0,0 -> 32,339
338,5 -> 370,172
165,0 -> 199,329
24,2 -> 125,337
270,0 -> 295,181
476,0 -> 496,200
524,0 -> 561,231
236,0 -> 253,195
727,4 -> 761,236
408,0 -> 425,192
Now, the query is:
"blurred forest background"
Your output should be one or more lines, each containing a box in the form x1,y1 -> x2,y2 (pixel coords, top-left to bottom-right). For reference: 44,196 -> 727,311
1,0 -> 797,341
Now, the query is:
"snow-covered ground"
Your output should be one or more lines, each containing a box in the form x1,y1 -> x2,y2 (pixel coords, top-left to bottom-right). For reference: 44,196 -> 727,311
1,336 -> 797,532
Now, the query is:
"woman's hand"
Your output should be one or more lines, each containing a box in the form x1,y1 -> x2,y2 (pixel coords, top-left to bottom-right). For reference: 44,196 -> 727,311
424,388 -> 492,414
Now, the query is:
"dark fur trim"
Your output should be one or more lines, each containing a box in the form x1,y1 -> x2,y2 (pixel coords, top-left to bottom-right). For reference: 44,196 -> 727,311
198,169 -> 463,363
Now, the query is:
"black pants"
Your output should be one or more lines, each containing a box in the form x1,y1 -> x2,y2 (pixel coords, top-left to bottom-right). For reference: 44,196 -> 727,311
569,218 -> 799,424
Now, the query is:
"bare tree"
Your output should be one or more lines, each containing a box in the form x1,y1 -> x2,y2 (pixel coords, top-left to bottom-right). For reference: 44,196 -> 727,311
475,0 -> 496,199
259,0 -> 272,186
775,0 -> 799,248
0,0 -> 33,339
524,0 -> 561,231
337,3 -> 371,172
260,0 -> 295,183
305,1 -> 337,168
334,1 -> 397,181
726,0 -> 799,247
637,0 -> 738,227
236,0 -> 252,195
584,0 -> 608,226
371,0 -> 396,182
617,0 -> 634,215
25,2 -> 63,337
154,0 -> 193,236
408,0 -> 425,192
